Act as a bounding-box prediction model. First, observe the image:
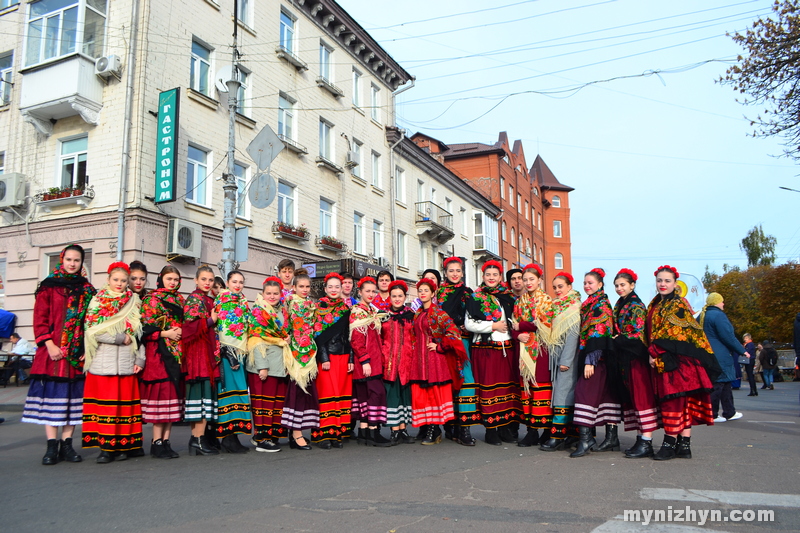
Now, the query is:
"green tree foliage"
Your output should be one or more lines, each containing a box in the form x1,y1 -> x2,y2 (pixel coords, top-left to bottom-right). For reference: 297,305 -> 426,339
740,224 -> 778,267
757,263 -> 800,341
708,266 -> 771,342
722,1 -> 800,161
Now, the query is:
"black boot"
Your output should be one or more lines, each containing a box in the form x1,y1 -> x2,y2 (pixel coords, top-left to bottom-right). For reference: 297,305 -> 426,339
205,423 -> 221,450
389,429 -> 402,446
652,435 -> 677,461
356,427 -> 369,445
518,428 -> 539,447
220,434 -> 249,453
484,427 -> 502,446
563,434 -> 580,449
188,435 -> 220,456
96,450 -> 114,464
415,425 -> 429,440
625,437 -> 654,459
58,438 -> 82,463
675,435 -> 692,459
399,428 -> 416,444
42,439 -> 59,465
162,439 -> 180,458
498,425 -> 517,443
150,439 -> 171,459
444,421 -> 456,441
371,428 -> 392,447
539,437 -> 565,452
456,424 -> 476,446
421,424 -> 442,445
569,426 -> 596,458
594,424 -> 620,452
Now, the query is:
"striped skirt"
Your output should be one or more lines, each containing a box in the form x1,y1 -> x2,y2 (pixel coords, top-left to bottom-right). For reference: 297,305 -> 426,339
140,380 -> 183,423
385,378 -> 412,427
281,380 -> 320,430
248,373 -> 287,440
521,381 -> 553,429
352,378 -> 387,425
455,338 -> 480,426
81,374 -> 143,452
22,378 -> 84,427
216,358 -> 252,438
573,361 -> 623,427
411,383 -> 454,426
311,354 -> 352,443
622,359 -> 661,433
185,379 -> 218,422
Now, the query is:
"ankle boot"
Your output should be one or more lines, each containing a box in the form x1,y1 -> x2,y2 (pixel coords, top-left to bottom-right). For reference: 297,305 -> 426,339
371,428 -> 392,447
96,450 -> 114,464
220,434 -> 248,454
389,429 -> 402,446
456,424 -> 476,446
188,435 -> 220,456
399,428 -> 416,444
675,435 -> 692,459
653,435 -> 677,461
205,423 -> 221,450
569,426 -> 596,458
539,437 -> 565,452
625,437 -> 654,458
42,439 -> 59,465
150,439 -> 171,459
484,427 -> 502,446
563,435 -> 580,449
58,438 -> 82,463
518,429 -> 540,447
415,425 -> 429,440
594,424 -> 620,452
356,427 -> 369,445
498,425 -> 517,443
162,439 -> 180,458
444,421 -> 455,441
421,424 -> 442,445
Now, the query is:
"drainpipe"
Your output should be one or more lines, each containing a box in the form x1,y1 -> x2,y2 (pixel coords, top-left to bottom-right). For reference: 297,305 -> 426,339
116,0 -> 141,261
388,76 -> 415,278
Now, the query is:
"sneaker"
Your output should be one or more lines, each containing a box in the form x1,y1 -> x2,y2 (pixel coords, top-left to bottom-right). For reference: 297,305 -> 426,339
713,416 -> 727,423
727,412 -> 743,421
255,440 -> 281,453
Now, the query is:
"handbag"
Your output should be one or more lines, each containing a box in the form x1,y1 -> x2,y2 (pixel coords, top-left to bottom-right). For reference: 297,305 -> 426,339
738,355 -> 750,365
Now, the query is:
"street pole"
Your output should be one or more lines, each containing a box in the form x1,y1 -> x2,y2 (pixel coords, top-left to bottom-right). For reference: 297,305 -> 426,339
221,0 -> 241,278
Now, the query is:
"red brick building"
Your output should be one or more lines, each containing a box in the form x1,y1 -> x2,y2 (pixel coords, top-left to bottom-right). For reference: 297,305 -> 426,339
412,132 -> 573,284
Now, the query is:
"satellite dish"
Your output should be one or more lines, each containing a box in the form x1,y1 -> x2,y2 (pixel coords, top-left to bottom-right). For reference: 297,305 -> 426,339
249,172 -> 277,209
215,65 -> 241,93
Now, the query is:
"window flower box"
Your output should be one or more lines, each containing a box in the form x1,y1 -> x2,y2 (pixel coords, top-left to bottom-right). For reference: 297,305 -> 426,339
315,235 -> 347,253
272,221 -> 309,242
35,185 -> 95,212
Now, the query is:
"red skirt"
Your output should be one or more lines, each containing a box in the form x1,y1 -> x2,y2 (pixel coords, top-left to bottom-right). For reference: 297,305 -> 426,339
521,381 -> 553,429
411,383 -> 454,426
311,354 -> 352,442
471,343 -> 522,429
82,374 -> 144,452
573,361 -> 622,427
622,359 -> 661,433
140,380 -> 184,423
248,373 -> 288,440
653,355 -> 714,434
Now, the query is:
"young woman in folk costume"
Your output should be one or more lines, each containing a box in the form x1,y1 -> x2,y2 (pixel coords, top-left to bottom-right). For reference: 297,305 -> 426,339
411,278 -> 468,445
373,270 -> 395,312
436,257 -> 478,446
129,260 -> 149,300
246,276 -> 291,453
613,268 -> 662,459
410,269 -> 441,313
350,277 -> 392,447
380,280 -> 415,445
539,272 -> 582,452
23,245 -> 96,465
510,263 -> 553,448
647,265 -> 720,461
81,262 -> 144,463
311,273 -> 354,448
180,265 -> 221,456
139,265 -> 184,459
571,268 -> 621,458
213,269 -> 252,453
282,272 -> 320,450
465,260 -> 522,445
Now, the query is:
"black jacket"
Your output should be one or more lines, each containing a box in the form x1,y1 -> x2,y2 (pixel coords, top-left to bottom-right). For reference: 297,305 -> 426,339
315,311 -> 354,364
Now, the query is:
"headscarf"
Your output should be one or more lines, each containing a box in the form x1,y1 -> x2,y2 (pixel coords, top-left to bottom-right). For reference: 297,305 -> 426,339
468,282 -> 515,322
579,289 -> 614,351
83,285 -> 142,371
313,296 -> 350,339
286,294 -> 318,391
37,245 -> 96,370
214,288 -> 250,360
697,292 -> 724,327
349,301 -> 382,340
541,289 -> 581,350
436,279 -> 473,328
416,302 -> 468,389
141,273 -> 184,389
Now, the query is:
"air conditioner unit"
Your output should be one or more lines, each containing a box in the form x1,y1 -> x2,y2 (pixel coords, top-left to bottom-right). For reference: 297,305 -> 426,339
166,218 -> 202,259
0,172 -> 25,209
345,151 -> 359,169
378,257 -> 391,268
95,55 -> 122,79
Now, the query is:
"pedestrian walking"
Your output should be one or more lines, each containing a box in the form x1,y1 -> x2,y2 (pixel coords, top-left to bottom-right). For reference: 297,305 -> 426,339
742,333 -> 758,396
758,341 -> 779,391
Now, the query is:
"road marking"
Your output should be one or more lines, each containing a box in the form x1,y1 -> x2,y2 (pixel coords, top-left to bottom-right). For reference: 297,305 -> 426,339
746,420 -> 796,424
640,488 -> 800,508
592,516 -> 732,532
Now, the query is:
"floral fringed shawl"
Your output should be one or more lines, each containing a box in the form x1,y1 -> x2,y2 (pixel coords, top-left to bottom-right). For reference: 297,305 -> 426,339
513,288 -> 551,391
286,294 -> 318,391
417,303 -> 468,390
83,286 -> 142,371
214,289 -> 250,360
313,296 -> 350,345
247,293 -> 292,370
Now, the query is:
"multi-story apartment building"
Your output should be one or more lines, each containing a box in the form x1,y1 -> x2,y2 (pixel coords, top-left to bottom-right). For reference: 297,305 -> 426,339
0,0 -> 505,336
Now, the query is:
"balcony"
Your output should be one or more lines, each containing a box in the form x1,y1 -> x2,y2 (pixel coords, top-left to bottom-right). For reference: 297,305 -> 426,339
272,221 -> 309,243
275,46 -> 308,71
316,76 -> 344,98
34,186 -> 95,213
19,55 -> 104,136
473,234 -> 501,261
415,201 -> 455,244
315,235 -> 348,254
278,134 -> 308,155
316,156 -> 344,175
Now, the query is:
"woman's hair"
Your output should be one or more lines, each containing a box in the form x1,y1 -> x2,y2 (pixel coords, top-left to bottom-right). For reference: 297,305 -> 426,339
376,270 -> 394,282
195,265 -> 214,278
422,268 -> 441,285
294,267 -> 309,277
585,268 -> 605,285
129,260 -> 148,274
214,276 -> 226,288
160,265 -> 180,278
227,269 -> 245,282
614,268 -> 637,284
63,244 -> 85,261
294,271 -> 311,285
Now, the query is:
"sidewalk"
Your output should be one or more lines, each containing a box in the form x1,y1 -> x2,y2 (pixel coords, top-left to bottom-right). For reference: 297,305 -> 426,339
0,383 -> 28,411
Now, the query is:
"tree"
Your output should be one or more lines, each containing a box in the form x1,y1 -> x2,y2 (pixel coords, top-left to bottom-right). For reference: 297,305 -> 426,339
722,1 -> 800,161
758,262 -> 800,342
740,224 -> 777,267
708,266 -> 771,342
702,264 -> 720,291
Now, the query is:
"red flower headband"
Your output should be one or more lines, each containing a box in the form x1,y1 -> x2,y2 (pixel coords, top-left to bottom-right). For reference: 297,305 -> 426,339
443,256 -> 463,268
590,267 -> 606,278
358,276 -> 377,289
324,272 -> 344,284
107,261 -> 130,274
654,265 -> 679,279
388,280 -> 409,294
482,260 -> 503,274
555,271 -> 574,284
617,268 -> 638,282
263,275 -> 282,286
416,278 -> 438,292
522,263 -> 543,277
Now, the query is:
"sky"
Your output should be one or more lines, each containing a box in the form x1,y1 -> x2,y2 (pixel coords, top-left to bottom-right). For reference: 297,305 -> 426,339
338,0 -> 799,300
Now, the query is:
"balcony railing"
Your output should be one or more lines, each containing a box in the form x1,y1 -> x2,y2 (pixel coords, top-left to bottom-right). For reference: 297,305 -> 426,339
316,76 -> 344,98
415,201 -> 455,244
275,46 -> 308,71
278,134 -> 308,155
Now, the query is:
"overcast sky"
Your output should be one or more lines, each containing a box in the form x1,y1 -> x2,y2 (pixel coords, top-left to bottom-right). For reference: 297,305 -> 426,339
339,0 -> 798,298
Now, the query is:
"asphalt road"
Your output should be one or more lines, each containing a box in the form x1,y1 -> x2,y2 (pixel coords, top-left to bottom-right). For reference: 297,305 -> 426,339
1,383 -> 798,533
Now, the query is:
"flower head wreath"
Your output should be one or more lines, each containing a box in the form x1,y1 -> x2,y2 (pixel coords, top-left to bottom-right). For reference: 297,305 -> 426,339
654,265 -> 679,279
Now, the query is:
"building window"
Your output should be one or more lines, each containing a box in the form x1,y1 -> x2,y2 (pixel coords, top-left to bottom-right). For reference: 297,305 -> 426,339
350,139 -> 362,178
430,186 -> 437,204
234,162 -> 248,218
555,252 -> 564,270
526,238 -> 531,256
278,94 -> 295,141
517,193 -> 522,213
537,212 -> 542,229
190,40 -> 212,96
553,220 -> 562,238
279,10 -> 295,54
532,208 -> 536,226
370,84 -> 380,122
353,212 -> 365,254
445,197 -> 452,214
320,198 -> 334,236
236,68 -> 249,116
319,119 -> 333,160
525,200 -> 529,219
511,227 -> 516,248
186,145 -> 209,206
552,195 -> 561,207
416,180 -> 425,203
532,246 -> 537,261
319,42 -> 332,81
397,230 -> 407,267
501,221 -> 507,241
59,135 -> 87,190
373,220 -> 383,258
352,68 -> 361,107
395,166 -> 405,203
460,207 -> 467,236
236,0 -> 252,27
277,181 -> 295,225
371,151 -> 381,188
419,241 -> 428,270
534,187 -> 539,196
500,177 -> 505,198
0,52 -> 12,106
25,0 -> 107,67
519,233 -> 523,250
509,186 -> 514,206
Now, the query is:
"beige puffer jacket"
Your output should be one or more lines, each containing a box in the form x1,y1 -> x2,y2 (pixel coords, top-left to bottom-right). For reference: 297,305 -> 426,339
86,333 -> 146,376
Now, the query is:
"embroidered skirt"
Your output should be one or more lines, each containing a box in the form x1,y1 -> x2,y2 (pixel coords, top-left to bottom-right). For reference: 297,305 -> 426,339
281,380 -> 320,430
521,381 -> 553,429
411,383 -> 454,426
455,338 -> 480,426
140,380 -> 183,423
185,379 -> 218,422
248,373 -> 287,440
352,378 -> 387,425
216,357 -> 252,438
384,378 -> 412,427
573,361 -> 623,427
81,374 -> 143,452
22,378 -> 84,426
654,355 -> 714,434
470,343 -> 522,429
311,353 -> 352,442
622,358 -> 661,433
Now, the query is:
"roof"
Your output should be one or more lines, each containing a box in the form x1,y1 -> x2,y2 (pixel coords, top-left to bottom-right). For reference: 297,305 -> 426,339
530,155 -> 574,192
442,141 -> 505,159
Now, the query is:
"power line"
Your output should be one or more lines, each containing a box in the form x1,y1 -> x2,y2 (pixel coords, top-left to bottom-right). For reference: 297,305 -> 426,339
363,0 -> 542,31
